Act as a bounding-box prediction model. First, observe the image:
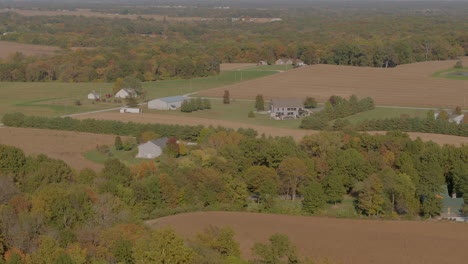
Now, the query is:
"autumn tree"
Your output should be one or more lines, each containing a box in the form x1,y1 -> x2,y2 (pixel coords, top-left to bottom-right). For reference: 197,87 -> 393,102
113,77 -> 124,94
358,174 -> 385,216
251,233 -> 300,264
223,90 -> 230,104
277,157 -> 308,200
304,97 -> 317,108
193,226 -> 240,257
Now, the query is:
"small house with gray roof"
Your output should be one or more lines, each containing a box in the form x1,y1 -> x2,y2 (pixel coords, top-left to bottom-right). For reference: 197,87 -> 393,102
437,186 -> 465,217
115,88 -> 138,99
270,98 -> 307,120
136,137 -> 168,159
148,96 -> 187,110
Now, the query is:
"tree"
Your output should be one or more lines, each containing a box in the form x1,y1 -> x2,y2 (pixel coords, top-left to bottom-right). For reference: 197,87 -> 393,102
251,233 -> 300,264
164,138 -> 179,157
437,110 -> 449,121
454,106 -> 462,115
102,159 -> 132,186
277,157 -> 308,200
248,111 -> 255,118
115,136 -> 123,150
358,174 -> 385,216
122,76 -> 144,97
302,180 -> 326,214
202,99 -> 211,109
304,97 -> 317,108
244,166 -> 280,205
223,90 -> 230,104
255,94 -> 265,111
113,239 -> 135,264
137,131 -> 160,143
322,172 -> 346,205
193,226 -> 240,257
133,228 -> 195,264
178,143 -> 187,156
0,145 -> 26,177
454,60 -> 463,69
113,77 -> 124,94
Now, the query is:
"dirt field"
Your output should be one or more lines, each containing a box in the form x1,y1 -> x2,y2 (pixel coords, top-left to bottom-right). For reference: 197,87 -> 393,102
199,58 -> 468,108
220,63 -> 257,71
1,9 -> 276,23
148,211 -> 468,263
0,41 -> 59,59
0,127 -> 121,170
74,111 -> 468,146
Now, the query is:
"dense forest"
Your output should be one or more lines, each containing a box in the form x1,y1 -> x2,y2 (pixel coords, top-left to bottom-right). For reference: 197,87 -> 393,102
0,1 -> 467,81
1,120 -> 467,262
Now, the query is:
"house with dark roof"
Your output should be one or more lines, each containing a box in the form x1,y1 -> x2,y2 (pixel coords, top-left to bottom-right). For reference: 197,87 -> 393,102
148,96 -> 187,110
136,138 -> 168,159
88,91 -> 100,100
115,88 -> 137,99
270,98 -> 307,120
437,186 -> 465,217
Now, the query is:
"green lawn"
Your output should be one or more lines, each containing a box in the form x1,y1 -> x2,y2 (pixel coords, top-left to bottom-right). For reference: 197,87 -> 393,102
84,148 -> 146,166
340,107 -> 429,124
431,67 -> 468,80
0,66 -> 282,119
145,99 -> 302,129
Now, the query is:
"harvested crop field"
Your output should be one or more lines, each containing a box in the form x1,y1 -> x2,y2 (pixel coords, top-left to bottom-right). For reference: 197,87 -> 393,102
148,211 -> 468,264
0,41 -> 59,59
0,127 -> 121,170
220,63 -> 256,71
74,111 -> 468,146
199,58 -> 468,108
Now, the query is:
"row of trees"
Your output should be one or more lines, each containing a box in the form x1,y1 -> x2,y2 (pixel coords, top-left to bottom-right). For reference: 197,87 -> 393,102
181,98 -> 212,112
301,95 -> 375,129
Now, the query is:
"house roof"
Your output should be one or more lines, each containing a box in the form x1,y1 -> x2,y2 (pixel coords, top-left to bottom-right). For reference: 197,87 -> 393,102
89,91 -> 99,96
271,98 -> 303,108
121,88 -> 137,94
153,96 -> 187,103
149,137 -> 169,148
438,185 -> 465,208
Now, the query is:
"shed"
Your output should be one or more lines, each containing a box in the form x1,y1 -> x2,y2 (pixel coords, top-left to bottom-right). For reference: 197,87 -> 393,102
115,88 -> 137,99
88,91 -> 100,100
136,138 -> 168,159
148,96 -> 187,110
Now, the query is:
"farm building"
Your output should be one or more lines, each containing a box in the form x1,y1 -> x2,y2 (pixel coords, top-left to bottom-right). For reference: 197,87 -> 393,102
148,96 -> 187,110
434,111 -> 465,124
120,108 -> 142,114
270,98 -> 307,120
275,58 -> 305,66
437,186 -> 465,217
136,137 -> 168,159
115,88 -> 137,98
258,60 -> 268,66
87,91 -> 100,100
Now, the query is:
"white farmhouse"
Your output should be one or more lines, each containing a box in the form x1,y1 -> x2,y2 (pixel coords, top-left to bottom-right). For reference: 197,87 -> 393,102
136,138 -> 168,159
87,91 -> 100,100
115,88 -> 137,99
148,96 -> 187,110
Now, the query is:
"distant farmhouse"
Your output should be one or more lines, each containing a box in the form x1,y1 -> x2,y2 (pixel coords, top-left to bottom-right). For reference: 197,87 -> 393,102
270,98 -> 307,120
275,58 -> 305,66
148,96 -> 187,110
258,60 -> 268,66
137,138 -> 168,159
87,91 -> 100,100
434,111 -> 465,124
115,88 -> 137,99
437,186 -> 465,217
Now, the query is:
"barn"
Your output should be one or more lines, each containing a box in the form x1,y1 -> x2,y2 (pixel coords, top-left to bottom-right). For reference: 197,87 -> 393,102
87,91 -> 100,100
148,96 -> 187,110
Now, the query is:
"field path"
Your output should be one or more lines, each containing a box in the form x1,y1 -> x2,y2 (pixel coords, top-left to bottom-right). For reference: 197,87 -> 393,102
74,111 -> 468,146
147,211 -> 468,263
198,58 -> 468,108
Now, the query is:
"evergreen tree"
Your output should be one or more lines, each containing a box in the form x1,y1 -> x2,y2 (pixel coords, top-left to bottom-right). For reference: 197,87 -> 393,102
223,90 -> 230,104
255,94 -> 265,111
302,180 -> 326,214
114,136 -> 123,151
323,172 -> 346,205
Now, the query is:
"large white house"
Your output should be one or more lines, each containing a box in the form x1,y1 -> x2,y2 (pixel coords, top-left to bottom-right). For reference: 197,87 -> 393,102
87,91 -> 100,100
148,96 -> 187,110
115,88 -> 137,99
136,138 -> 168,159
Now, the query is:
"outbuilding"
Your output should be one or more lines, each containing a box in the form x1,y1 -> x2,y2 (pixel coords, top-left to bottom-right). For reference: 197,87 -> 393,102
120,107 -> 142,114
88,91 -> 100,100
148,96 -> 187,110
136,138 -> 168,159
115,88 -> 137,99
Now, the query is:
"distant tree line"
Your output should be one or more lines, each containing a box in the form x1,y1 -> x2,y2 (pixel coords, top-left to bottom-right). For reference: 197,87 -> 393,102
301,95 -> 375,129
181,98 -> 211,112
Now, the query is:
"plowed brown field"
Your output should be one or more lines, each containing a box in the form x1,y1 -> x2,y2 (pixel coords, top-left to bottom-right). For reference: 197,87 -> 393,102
0,41 -> 59,58
148,211 -> 468,264
74,112 -> 468,146
0,127 -> 121,170
199,58 -> 468,108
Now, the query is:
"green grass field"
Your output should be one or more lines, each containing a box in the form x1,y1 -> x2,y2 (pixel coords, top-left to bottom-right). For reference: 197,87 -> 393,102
84,148 -> 144,166
0,65 -> 282,119
431,67 -> 468,80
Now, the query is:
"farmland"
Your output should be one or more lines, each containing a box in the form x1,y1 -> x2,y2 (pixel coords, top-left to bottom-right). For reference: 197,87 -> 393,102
148,211 -> 468,263
0,127 -> 122,170
0,40 -> 59,59
198,58 -> 468,108
73,111 -> 468,146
